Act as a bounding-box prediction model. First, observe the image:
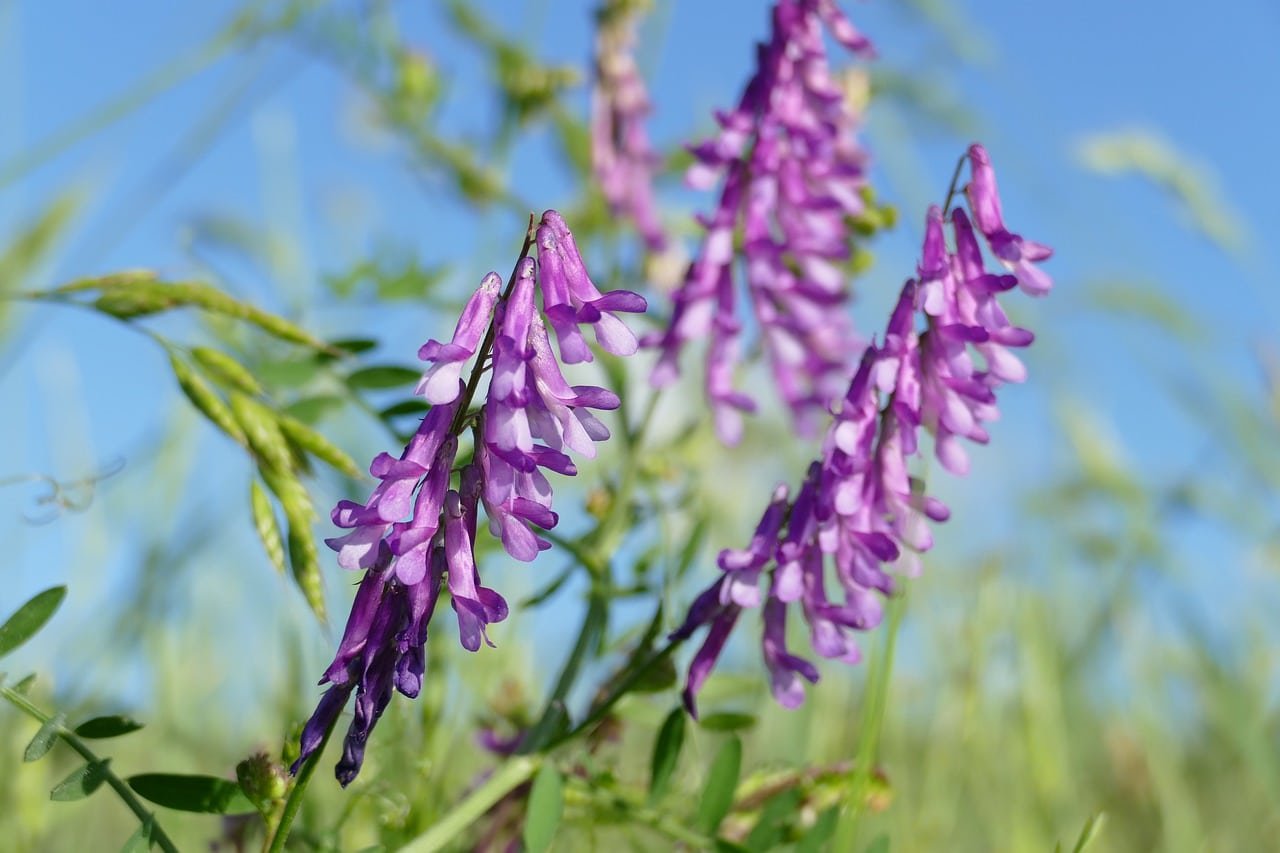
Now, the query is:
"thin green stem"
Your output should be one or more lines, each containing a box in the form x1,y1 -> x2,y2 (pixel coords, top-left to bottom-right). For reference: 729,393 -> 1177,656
263,708 -> 339,853
517,591 -> 609,753
399,756 -> 540,853
834,589 -> 907,848
0,685 -> 179,853
940,153 -> 968,216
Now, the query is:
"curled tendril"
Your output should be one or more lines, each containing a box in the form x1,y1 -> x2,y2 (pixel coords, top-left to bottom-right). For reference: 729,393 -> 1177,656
0,457 -> 125,524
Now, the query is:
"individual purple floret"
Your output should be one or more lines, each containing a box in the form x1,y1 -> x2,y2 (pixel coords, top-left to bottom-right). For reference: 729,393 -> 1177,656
591,0 -> 666,251
649,0 -> 876,443
673,146 -> 1053,715
294,211 -> 645,784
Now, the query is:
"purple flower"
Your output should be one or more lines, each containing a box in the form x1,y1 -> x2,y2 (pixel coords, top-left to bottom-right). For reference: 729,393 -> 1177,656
673,146 -> 1052,712
591,0 -> 666,251
295,210 -> 645,784
649,0 -> 876,443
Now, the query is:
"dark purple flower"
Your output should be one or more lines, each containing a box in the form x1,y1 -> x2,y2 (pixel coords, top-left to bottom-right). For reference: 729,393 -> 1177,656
673,146 -> 1052,712
649,0 -> 876,443
295,210 -> 645,784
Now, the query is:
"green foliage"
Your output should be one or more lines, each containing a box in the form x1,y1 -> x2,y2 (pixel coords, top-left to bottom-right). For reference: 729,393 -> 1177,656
522,763 -> 565,853
126,774 -> 256,814
73,716 -> 146,740
50,760 -> 112,801
0,587 -> 67,659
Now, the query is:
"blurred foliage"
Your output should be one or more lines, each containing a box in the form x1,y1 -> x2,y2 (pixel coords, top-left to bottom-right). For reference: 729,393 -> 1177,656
0,1 -> 1275,852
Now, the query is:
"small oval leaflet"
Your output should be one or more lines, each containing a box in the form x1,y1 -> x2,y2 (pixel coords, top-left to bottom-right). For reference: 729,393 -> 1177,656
74,715 -> 145,739
0,586 -> 67,659
51,758 -> 111,801
127,773 -> 257,814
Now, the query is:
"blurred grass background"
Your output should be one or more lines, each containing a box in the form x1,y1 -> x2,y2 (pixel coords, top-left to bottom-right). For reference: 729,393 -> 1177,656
2,0 -> 1278,850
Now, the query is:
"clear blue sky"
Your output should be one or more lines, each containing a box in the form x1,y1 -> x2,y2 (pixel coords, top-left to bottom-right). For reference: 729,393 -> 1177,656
2,0 -> 1276,707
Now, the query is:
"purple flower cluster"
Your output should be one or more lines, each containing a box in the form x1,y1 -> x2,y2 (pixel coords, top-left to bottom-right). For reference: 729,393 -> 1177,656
672,145 -> 1053,715
649,0 -> 875,444
295,211 -> 645,785
591,0 -> 666,251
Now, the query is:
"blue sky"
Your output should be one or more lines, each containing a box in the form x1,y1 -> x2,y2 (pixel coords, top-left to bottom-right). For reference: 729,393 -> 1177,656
2,0 -> 1277,710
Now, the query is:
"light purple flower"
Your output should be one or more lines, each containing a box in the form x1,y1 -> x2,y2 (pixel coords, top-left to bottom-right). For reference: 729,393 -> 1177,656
673,145 -> 1052,712
649,0 -> 876,443
591,0 -> 666,251
295,210 -> 646,784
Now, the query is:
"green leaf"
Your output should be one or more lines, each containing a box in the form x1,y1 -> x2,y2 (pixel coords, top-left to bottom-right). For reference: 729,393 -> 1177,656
283,394 -> 347,424
127,773 -> 256,814
74,715 -> 145,739
696,735 -> 742,835
12,673 -> 36,695
321,337 -> 379,360
864,834 -> 890,853
255,357 -> 323,389
250,480 -> 288,575
744,788 -> 801,851
1071,812 -> 1106,853
699,712 -> 757,733
522,763 -> 564,853
0,586 -> 68,658
24,713 -> 65,762
190,347 -> 263,395
120,814 -> 154,852
648,707 -> 687,801
261,467 -> 324,620
51,759 -> 111,801
345,365 -> 422,390
277,414 -> 361,477
795,806 -> 840,853
378,399 -> 431,420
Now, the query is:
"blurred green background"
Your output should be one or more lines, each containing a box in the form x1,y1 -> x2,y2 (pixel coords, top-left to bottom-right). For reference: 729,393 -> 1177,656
1,0 -> 1277,850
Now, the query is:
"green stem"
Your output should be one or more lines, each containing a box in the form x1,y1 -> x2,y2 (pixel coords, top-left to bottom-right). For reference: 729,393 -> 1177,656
0,685 -> 179,853
399,756 -> 540,853
517,591 -> 609,753
263,708 -> 339,853
940,153 -> 968,216
834,590 -> 907,848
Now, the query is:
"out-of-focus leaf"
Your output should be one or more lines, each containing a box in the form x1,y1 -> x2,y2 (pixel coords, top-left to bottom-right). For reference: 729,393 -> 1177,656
169,354 -> 246,446
250,480 -> 287,575
51,759 -> 111,801
696,735 -> 742,835
321,337 -> 379,359
1086,279 -> 1204,344
551,108 -> 591,177
863,834 -> 890,853
127,773 -> 256,814
277,414 -> 360,478
0,192 -> 79,332
1075,128 -> 1249,255
345,365 -> 421,390
1071,812 -> 1106,853
120,814 -> 154,852
12,673 -> 36,695
255,357 -> 324,389
190,347 -> 263,394
521,763 -> 564,853
745,788 -> 802,851
795,806 -> 840,853
699,712 -> 757,733
74,715 -> 145,739
379,399 -> 431,420
648,707 -> 686,801
0,586 -> 68,659
24,713 -> 65,762
283,394 -> 347,424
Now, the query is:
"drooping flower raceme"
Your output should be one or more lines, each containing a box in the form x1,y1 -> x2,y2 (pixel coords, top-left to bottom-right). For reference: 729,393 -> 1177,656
591,0 -> 666,251
649,0 -> 876,444
295,211 -> 646,785
672,145 -> 1053,715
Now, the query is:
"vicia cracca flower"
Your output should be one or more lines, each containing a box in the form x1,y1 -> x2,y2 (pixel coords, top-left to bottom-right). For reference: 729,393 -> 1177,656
649,0 -> 876,444
591,0 -> 666,251
672,145 -> 1053,715
295,211 -> 646,785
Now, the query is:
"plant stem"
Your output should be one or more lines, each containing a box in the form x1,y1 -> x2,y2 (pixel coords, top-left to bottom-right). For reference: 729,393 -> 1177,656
517,591 -> 609,753
399,756 -> 540,853
263,707 -> 339,853
833,590 -> 907,849
0,685 -> 179,853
